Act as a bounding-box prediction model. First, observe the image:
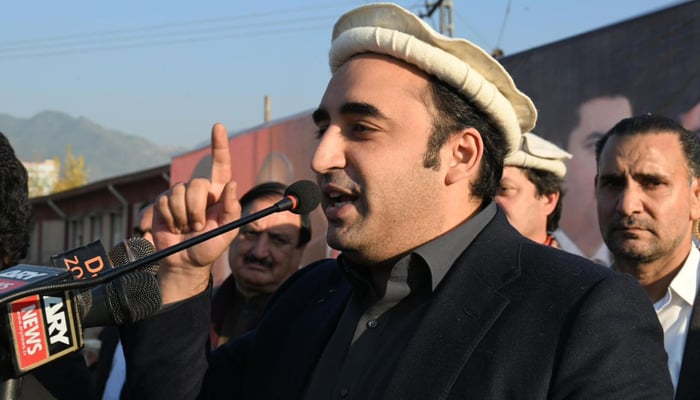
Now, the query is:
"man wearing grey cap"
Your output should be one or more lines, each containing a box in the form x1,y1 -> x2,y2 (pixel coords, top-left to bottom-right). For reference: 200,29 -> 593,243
496,132 -> 571,247
121,3 -> 672,399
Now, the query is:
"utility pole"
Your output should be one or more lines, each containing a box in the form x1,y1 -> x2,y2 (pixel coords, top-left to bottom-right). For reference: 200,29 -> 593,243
439,0 -> 454,37
420,0 -> 454,37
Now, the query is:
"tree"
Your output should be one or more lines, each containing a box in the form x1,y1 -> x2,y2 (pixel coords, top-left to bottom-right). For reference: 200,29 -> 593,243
53,145 -> 88,193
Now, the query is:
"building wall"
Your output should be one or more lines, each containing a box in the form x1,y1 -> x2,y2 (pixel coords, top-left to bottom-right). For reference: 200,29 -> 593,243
29,166 -> 170,266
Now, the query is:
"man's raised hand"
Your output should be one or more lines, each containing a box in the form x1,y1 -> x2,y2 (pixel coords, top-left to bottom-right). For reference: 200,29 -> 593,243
153,123 -> 241,304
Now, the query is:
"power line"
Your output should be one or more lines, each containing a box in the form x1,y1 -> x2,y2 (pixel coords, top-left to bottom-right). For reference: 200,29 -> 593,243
495,0 -> 513,51
0,16 -> 332,52
418,0 -> 444,18
0,2 -> 353,47
0,2 -> 355,60
452,9 -> 494,49
0,16 -> 334,58
0,24 -> 329,60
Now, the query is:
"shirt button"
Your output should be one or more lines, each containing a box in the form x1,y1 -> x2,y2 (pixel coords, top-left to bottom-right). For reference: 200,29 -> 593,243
367,319 -> 378,328
339,387 -> 350,398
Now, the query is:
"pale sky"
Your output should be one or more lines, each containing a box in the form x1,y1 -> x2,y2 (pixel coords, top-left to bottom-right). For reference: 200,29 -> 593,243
0,0 -> 683,149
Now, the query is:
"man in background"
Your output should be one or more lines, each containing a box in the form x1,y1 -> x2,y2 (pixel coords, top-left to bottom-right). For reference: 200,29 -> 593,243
496,132 -> 571,247
596,114 -> 700,398
210,181 -> 311,348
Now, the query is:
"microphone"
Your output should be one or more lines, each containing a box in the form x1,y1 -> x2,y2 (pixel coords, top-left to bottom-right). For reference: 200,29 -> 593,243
277,180 -> 322,215
77,237 -> 161,327
0,240 -> 162,377
0,180 -> 321,305
1,286 -> 82,377
78,271 -> 160,327
107,237 -> 159,276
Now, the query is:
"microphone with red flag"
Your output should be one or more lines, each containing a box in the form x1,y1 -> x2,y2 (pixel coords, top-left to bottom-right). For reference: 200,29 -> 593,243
0,238 -> 161,378
0,180 -> 320,377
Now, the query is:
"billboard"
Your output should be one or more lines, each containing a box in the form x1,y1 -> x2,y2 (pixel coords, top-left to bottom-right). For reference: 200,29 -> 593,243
500,1 -> 700,264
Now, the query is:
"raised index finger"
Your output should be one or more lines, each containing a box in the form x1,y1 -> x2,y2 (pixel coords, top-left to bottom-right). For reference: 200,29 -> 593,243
210,123 -> 232,187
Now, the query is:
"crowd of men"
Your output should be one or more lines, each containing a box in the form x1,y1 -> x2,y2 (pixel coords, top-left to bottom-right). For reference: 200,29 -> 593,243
2,2 -> 700,399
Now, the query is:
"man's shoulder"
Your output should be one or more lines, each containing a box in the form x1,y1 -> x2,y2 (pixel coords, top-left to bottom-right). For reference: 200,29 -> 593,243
518,242 -> 618,283
471,213 -> 616,288
292,258 -> 342,285
267,258 -> 346,303
505,242 -> 647,311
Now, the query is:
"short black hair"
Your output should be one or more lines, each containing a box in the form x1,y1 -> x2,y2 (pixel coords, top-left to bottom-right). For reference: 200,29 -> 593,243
239,182 -> 312,247
521,167 -> 566,232
426,76 -> 507,200
595,114 -> 700,179
0,132 -> 32,268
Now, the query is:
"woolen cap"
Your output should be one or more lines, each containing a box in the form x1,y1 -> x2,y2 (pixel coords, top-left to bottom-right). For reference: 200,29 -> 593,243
329,3 -> 537,154
505,132 -> 572,178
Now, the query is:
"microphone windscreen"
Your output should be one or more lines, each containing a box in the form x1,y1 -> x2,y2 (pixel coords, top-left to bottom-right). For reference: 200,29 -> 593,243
106,271 -> 162,325
108,237 -> 159,275
77,237 -> 162,327
78,271 -> 161,327
284,180 -> 321,214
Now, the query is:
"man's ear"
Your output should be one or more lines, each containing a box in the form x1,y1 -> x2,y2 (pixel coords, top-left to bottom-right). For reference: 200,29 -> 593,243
445,127 -> 483,185
542,191 -> 560,216
689,176 -> 700,220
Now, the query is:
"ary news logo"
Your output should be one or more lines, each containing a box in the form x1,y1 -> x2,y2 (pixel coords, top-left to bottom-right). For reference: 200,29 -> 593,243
0,266 -> 53,294
9,292 -> 79,372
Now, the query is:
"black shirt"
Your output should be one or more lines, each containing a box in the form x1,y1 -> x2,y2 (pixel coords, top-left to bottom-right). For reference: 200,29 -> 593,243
303,201 -> 497,399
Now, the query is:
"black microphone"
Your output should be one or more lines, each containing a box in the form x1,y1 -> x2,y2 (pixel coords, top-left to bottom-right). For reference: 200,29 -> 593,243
78,270 -> 160,327
107,237 -> 159,276
277,180 -> 323,215
0,239 -> 162,377
0,180 -> 321,305
77,237 -> 161,327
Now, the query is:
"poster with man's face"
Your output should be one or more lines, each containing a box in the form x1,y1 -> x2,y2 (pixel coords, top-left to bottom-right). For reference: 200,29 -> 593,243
499,1 -> 700,264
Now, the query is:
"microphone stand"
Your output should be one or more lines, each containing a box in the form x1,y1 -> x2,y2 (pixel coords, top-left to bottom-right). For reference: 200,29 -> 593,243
0,178 -> 319,304
0,376 -> 21,400
0,197 -> 293,305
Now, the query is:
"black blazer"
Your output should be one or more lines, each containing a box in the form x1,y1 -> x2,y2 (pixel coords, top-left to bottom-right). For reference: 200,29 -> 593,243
675,286 -> 700,399
122,211 -> 674,399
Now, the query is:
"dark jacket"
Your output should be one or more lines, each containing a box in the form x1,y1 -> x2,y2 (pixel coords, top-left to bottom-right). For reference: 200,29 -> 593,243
122,210 -> 673,399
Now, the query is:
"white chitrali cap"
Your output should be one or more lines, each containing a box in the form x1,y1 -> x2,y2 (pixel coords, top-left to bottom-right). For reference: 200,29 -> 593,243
505,132 -> 572,178
329,2 -> 537,154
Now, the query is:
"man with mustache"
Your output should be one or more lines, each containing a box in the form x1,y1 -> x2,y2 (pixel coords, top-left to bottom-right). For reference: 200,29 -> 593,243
120,4 -> 672,399
596,114 -> 700,399
210,181 -> 311,348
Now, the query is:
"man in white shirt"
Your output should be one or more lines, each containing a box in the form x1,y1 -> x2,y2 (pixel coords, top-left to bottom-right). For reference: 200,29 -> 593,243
595,114 -> 700,399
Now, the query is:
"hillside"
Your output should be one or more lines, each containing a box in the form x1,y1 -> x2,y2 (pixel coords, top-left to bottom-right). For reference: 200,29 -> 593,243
0,111 -> 182,182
